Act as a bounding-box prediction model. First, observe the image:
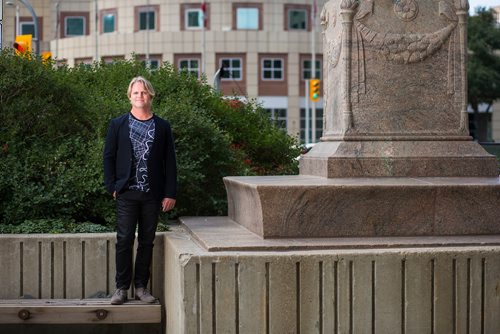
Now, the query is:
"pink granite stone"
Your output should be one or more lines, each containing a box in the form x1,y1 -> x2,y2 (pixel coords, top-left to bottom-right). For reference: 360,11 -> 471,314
224,176 -> 500,238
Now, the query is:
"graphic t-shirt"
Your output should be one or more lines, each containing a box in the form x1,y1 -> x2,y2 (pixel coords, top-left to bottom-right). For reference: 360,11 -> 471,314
128,113 -> 155,192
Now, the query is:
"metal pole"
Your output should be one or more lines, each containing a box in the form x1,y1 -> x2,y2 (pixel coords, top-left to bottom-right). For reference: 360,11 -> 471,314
18,0 -> 39,55
145,0 -> 150,68
94,0 -> 98,61
0,0 -> 3,50
311,0 -> 316,143
305,79 -> 310,145
201,1 -> 206,75
55,2 -> 59,59
15,2 -> 18,35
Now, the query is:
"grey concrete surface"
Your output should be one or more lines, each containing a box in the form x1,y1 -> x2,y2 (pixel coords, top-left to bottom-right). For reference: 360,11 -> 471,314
165,229 -> 500,334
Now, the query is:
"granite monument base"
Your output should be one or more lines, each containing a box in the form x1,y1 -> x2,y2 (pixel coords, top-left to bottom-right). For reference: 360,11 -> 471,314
299,141 -> 499,178
224,175 -> 500,238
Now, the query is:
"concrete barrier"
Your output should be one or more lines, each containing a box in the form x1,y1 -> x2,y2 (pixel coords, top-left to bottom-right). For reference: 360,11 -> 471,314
0,233 -> 165,333
165,229 -> 500,334
0,233 -> 165,302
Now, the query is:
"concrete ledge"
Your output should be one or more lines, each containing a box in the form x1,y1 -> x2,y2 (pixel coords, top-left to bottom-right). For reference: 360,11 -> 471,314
0,233 -> 165,301
165,229 -> 500,333
0,299 -> 161,324
224,175 -> 500,238
180,216 -> 500,251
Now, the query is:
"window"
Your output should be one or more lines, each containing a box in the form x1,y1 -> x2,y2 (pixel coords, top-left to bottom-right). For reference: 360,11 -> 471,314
181,4 -> 210,31
65,16 -> 85,36
75,57 -> 93,68
20,22 -> 35,37
185,8 -> 203,29
288,9 -> 307,30
102,56 -> 125,64
102,13 -> 116,33
237,8 -> 258,29
265,108 -> 287,130
302,59 -> 321,80
179,59 -> 200,77
220,58 -> 242,80
300,108 -> 323,143
142,59 -> 160,70
233,4 -> 262,30
61,12 -> 88,38
139,9 -> 155,30
262,58 -> 284,80
19,17 -> 43,40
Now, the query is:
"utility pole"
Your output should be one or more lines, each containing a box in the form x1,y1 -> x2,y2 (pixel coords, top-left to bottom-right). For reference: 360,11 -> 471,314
201,1 -> 206,75
145,0 -> 150,68
0,0 -> 3,50
310,0 -> 317,143
94,0 -> 98,62
55,2 -> 59,59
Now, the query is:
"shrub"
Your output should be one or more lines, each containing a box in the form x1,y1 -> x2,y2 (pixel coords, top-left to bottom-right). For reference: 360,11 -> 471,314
0,50 -> 300,232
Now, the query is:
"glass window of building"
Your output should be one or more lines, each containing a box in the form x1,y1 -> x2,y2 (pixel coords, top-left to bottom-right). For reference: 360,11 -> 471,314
236,8 -> 259,30
142,59 -> 160,70
186,9 -> 203,29
302,60 -> 321,80
262,58 -> 283,80
265,108 -> 288,130
65,17 -> 85,36
288,9 -> 307,30
20,22 -> 35,37
179,59 -> 200,77
220,58 -> 242,80
300,108 -> 323,143
139,10 -> 155,30
103,13 -> 115,33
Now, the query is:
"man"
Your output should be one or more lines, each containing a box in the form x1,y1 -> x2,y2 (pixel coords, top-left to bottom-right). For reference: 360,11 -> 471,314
103,76 -> 177,305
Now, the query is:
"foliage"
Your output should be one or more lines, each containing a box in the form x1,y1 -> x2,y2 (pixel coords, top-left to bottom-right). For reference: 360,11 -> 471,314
467,8 -> 500,140
0,49 -> 300,233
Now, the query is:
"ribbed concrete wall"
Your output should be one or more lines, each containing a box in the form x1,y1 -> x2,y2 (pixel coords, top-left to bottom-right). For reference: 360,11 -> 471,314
166,232 -> 500,334
0,234 -> 165,301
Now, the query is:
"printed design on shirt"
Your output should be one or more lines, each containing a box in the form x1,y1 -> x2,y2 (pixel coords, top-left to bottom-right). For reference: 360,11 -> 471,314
128,114 -> 155,192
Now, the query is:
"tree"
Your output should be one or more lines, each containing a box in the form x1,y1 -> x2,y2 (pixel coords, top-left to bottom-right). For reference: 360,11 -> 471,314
467,7 -> 500,141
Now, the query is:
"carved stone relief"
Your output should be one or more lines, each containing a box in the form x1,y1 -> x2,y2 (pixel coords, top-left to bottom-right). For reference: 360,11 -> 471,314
322,0 -> 470,137
394,0 -> 419,22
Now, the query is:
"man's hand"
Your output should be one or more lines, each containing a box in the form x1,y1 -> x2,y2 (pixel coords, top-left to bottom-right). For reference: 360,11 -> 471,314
162,198 -> 176,212
113,191 -> 117,200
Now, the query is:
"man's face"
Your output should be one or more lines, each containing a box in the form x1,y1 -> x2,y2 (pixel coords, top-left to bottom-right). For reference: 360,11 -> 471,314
129,82 -> 151,109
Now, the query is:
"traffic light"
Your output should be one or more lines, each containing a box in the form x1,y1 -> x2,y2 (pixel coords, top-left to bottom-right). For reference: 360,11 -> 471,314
42,51 -> 52,64
309,79 -> 320,102
13,34 -> 32,55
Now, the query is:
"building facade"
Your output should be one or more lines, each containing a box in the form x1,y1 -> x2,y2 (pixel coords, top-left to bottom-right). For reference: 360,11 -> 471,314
2,1 -> 499,143
1,0 -> 327,143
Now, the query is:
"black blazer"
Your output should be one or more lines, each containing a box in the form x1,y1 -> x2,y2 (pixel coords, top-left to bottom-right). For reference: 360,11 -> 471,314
103,113 -> 177,201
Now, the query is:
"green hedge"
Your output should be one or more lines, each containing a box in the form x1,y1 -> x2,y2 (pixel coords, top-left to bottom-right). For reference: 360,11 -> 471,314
0,50 -> 300,233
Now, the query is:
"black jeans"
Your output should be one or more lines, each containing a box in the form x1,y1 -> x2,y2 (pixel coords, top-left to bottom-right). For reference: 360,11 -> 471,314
115,189 -> 160,290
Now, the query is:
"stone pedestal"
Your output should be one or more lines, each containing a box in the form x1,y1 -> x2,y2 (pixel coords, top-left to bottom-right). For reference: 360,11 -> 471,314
165,227 -> 500,334
218,0 -> 500,238
171,1 -> 500,332
300,141 -> 499,178
224,175 -> 500,238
